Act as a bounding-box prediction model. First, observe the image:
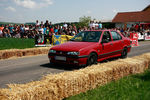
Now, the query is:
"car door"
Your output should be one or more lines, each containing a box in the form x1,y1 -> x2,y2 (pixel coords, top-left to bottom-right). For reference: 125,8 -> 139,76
98,31 -> 114,59
110,31 -> 124,56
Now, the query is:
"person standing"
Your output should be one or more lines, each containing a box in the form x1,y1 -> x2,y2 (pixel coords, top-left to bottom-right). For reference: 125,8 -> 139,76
8,24 -> 14,37
95,22 -> 99,30
0,25 -> 4,37
49,22 -> 53,29
44,20 -> 49,28
40,21 -> 44,26
20,24 -> 25,38
36,20 -> 40,27
98,21 -> 102,29
63,22 -> 68,29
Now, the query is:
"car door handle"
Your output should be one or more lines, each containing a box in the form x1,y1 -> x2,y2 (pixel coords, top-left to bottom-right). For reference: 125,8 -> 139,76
110,43 -> 113,46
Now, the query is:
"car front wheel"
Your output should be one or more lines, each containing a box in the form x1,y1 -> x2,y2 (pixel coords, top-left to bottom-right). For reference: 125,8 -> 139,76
87,53 -> 97,66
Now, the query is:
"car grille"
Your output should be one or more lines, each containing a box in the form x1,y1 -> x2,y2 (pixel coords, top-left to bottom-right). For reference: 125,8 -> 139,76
56,51 -> 68,56
49,51 -> 78,58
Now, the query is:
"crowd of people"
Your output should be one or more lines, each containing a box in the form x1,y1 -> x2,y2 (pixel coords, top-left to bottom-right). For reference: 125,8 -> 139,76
0,20 -> 104,39
125,23 -> 149,35
0,20 -> 150,39
0,20 -> 92,38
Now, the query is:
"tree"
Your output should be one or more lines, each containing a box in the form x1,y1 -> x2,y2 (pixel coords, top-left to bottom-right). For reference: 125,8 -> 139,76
79,16 -> 91,28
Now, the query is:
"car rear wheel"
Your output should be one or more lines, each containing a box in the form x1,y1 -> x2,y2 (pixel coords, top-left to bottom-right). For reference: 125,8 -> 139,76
121,48 -> 128,58
87,53 -> 97,66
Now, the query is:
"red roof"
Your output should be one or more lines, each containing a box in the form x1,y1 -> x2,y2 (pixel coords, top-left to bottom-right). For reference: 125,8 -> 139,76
112,5 -> 150,23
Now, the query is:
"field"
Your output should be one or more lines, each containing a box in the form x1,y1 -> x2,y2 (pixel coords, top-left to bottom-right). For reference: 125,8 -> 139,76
65,68 -> 150,100
0,38 -> 35,50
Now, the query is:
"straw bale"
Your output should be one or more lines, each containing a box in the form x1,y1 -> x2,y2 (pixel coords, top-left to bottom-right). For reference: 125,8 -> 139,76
42,71 -> 90,98
0,47 -> 50,60
138,53 -> 150,66
1,80 -> 60,100
118,58 -> 147,74
0,52 -> 150,100
0,90 -> 9,100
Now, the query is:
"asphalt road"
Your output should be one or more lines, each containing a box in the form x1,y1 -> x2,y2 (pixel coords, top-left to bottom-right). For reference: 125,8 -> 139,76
0,41 -> 150,88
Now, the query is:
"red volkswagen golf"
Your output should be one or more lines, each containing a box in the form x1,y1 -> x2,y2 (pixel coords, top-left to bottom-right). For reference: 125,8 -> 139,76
48,30 -> 131,66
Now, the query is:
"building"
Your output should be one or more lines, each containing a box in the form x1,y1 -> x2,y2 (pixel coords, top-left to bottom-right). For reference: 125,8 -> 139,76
112,5 -> 150,29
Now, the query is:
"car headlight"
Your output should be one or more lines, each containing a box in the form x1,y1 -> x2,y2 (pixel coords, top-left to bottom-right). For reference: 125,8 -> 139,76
49,50 -> 56,53
67,52 -> 79,55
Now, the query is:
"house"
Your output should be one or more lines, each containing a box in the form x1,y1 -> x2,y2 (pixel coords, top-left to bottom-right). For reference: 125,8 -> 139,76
112,5 -> 150,29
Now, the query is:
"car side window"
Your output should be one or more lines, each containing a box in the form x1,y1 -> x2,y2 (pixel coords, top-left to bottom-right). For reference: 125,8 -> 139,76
110,31 -> 122,41
102,31 -> 112,43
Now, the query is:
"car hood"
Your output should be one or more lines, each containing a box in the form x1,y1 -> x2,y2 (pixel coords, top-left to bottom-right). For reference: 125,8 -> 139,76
51,41 -> 98,51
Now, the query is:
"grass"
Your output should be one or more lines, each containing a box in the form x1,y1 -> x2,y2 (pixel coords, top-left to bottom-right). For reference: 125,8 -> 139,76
65,69 -> 150,100
0,38 -> 35,50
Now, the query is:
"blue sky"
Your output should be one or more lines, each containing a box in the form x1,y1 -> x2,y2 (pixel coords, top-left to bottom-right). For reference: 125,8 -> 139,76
0,0 -> 150,23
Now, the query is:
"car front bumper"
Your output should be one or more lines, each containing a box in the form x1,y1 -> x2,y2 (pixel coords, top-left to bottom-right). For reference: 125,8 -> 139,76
48,53 -> 88,66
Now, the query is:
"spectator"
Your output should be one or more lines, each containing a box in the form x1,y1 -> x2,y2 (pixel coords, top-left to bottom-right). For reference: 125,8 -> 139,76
44,20 -> 49,28
43,26 -> 47,35
89,21 -> 95,30
24,25 -> 29,38
95,22 -> 99,30
3,25 -> 11,38
54,26 -> 58,34
0,25 -> 4,37
62,27 -> 68,35
135,24 -> 139,32
36,20 -> 40,27
8,24 -> 14,37
58,25 -> 63,35
129,24 -> 135,32
98,21 -> 102,29
38,25 -> 44,35
20,24 -> 25,38
63,22 -> 68,29
49,22 -> 53,29
40,21 -> 44,26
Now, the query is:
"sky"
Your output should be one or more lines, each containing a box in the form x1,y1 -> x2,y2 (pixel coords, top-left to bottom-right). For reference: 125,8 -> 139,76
0,0 -> 150,23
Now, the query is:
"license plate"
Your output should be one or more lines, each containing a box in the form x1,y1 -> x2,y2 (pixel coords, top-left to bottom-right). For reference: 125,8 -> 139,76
55,56 -> 66,61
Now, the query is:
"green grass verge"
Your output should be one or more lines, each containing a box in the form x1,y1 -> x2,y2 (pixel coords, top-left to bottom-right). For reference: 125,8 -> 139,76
0,38 -> 35,50
65,69 -> 150,100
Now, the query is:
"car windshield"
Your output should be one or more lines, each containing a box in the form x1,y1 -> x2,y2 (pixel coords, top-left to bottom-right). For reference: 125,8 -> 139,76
70,31 -> 102,42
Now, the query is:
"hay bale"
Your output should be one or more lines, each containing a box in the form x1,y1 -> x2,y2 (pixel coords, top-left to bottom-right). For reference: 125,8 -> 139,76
0,47 -> 50,60
118,58 -> 148,74
0,81 -> 60,100
42,71 -> 90,98
0,52 -> 150,100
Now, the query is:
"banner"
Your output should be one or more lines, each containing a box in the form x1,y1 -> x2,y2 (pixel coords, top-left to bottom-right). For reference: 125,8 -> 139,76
145,32 -> 150,40
35,34 -> 45,46
53,35 -> 73,45
130,32 -> 139,47
53,35 -> 61,45
35,34 -> 73,46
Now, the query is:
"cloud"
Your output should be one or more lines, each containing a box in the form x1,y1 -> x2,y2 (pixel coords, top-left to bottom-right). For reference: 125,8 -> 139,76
0,15 -> 12,22
113,9 -> 118,13
13,0 -> 36,9
13,0 -> 53,9
5,6 -> 16,12
87,10 -> 92,14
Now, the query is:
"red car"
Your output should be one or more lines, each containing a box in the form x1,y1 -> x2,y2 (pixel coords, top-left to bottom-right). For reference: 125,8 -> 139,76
48,30 -> 131,66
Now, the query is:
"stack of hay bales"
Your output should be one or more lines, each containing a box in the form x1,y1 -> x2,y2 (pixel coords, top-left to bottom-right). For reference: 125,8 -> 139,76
0,53 -> 150,100
0,47 -> 50,60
